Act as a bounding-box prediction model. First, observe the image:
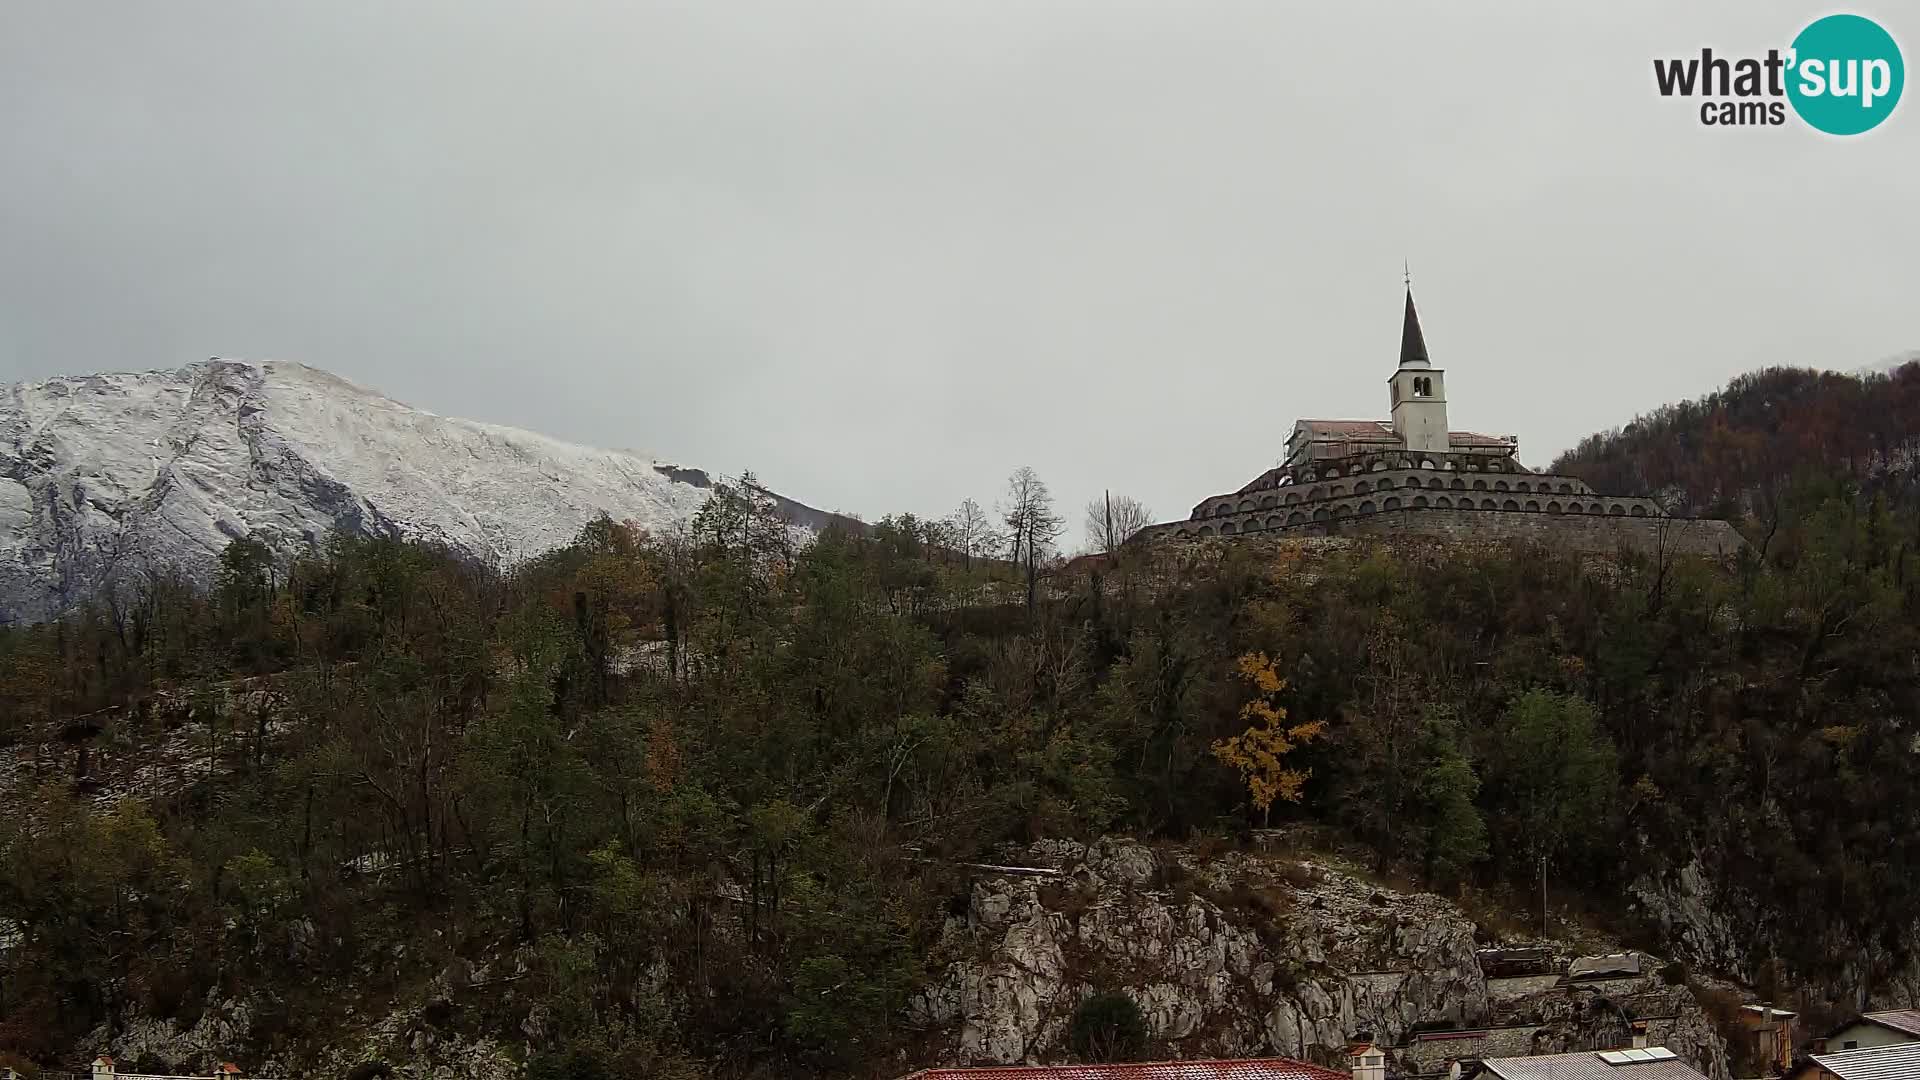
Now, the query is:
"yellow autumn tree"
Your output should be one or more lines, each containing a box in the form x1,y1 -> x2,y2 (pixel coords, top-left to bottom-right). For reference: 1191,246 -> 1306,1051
573,517 -> 658,645
1211,651 -> 1326,824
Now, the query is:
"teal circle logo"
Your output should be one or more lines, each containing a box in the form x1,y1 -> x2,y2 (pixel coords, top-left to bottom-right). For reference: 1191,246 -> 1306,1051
1787,14 -> 1904,134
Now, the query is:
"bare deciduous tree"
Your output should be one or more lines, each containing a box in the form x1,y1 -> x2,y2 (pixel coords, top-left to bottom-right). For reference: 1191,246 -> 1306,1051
1084,491 -> 1153,555
1001,467 -> 1063,612
945,497 -> 998,571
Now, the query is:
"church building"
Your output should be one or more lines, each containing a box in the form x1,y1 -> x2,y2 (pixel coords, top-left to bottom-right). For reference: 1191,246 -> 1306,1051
1132,289 -> 1741,555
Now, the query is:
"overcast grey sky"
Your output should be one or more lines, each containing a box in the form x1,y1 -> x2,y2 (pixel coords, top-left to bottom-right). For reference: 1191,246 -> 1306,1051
2,1 -> 1914,541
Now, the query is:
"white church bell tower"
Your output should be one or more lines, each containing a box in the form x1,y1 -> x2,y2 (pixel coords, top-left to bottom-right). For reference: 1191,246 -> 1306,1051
1388,286 -> 1449,454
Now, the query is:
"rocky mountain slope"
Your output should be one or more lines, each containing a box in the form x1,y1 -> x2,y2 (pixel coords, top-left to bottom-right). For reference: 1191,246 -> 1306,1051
78,837 -> 1735,1080
913,838 -> 1731,1079
0,359 -> 844,623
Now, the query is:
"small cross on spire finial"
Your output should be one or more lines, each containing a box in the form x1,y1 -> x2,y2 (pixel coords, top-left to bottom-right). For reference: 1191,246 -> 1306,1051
1404,261 -> 1411,289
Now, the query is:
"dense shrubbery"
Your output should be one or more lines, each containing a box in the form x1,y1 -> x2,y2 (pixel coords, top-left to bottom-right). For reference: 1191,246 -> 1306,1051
4,377 -> 1920,1074
1070,992 -> 1149,1062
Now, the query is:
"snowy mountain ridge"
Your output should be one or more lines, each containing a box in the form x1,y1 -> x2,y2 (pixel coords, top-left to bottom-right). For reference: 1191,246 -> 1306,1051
0,359 -> 840,623
1847,352 -> 1920,378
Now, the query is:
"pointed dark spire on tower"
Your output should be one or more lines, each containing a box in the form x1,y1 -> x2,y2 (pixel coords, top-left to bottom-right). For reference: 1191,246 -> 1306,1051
1398,285 -> 1431,369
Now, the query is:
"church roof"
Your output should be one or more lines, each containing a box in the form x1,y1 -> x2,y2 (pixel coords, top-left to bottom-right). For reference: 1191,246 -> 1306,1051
1296,419 -> 1398,438
1293,419 -> 1510,449
1400,287 -> 1432,369
1449,430 -> 1515,447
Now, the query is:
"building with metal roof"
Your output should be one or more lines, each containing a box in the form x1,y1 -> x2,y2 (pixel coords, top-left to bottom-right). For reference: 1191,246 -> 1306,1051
1566,955 -> 1643,982
1789,1041 -> 1920,1080
1462,1047 -> 1708,1080
1861,1009 -> 1920,1038
1815,1009 -> 1920,1054
893,1060 -> 1353,1080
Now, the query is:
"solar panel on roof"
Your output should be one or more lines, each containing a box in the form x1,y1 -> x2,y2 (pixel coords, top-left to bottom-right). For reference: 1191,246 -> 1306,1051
1592,1048 -> 1680,1068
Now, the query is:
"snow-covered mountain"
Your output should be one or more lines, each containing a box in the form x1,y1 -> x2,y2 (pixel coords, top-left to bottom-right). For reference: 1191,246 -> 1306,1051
0,359 -> 845,624
1847,352 -> 1920,377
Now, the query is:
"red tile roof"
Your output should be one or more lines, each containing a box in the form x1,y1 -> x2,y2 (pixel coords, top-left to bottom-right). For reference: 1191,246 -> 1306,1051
899,1059 -> 1350,1080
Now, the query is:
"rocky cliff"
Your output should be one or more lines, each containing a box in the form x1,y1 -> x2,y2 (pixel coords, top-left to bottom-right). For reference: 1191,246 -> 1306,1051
912,838 -> 1731,1079
72,836 -> 1736,1080
1631,852 -> 1920,1019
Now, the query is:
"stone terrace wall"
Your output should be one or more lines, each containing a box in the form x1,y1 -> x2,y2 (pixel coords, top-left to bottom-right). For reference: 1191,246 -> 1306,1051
1135,507 -> 1746,558
1338,508 -> 1745,556
1403,1026 -> 1547,1074
1183,468 -> 1620,533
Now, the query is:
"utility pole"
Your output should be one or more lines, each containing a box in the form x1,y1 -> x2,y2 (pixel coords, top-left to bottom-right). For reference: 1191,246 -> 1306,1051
1540,854 -> 1549,937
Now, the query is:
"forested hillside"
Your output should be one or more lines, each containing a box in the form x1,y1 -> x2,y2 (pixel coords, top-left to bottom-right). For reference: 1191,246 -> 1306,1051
1552,360 -> 1920,520
3,372 -> 1920,1077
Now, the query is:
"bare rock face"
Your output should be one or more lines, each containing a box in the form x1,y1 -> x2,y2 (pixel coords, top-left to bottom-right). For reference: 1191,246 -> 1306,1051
290,999 -> 519,1080
78,837 -> 1736,1080
912,839 -> 1490,1068
913,839 -> 1730,1080
1629,855 -> 1752,980
93,998 -> 257,1074
88,976 -> 521,1080
1633,851 -> 1920,1016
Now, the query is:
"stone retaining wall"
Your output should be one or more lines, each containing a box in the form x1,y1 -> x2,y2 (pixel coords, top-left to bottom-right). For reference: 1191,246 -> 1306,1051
1338,508 -> 1745,556
1137,506 -> 1745,557
1487,973 -> 1567,1004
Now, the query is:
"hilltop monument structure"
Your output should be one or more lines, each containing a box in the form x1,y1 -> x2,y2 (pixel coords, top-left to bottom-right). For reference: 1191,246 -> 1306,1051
1132,288 -> 1743,555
